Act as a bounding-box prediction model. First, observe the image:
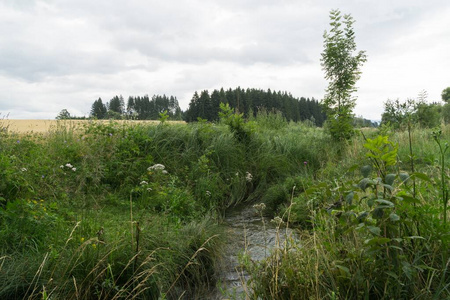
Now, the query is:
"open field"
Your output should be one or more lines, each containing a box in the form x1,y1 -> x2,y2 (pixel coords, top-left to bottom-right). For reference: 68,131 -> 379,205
0,119 -> 185,133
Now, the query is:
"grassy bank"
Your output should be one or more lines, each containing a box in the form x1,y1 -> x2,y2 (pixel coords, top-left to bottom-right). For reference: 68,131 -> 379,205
0,114 -> 330,299
244,125 -> 450,299
1,115 -> 448,299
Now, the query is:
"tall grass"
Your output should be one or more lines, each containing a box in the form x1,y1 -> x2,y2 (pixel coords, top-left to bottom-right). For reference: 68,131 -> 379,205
245,124 -> 450,299
0,115 -> 332,299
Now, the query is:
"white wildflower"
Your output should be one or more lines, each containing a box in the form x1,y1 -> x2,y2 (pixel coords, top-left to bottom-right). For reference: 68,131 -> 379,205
253,203 -> 266,211
162,170 -> 168,174
140,181 -> 148,185
21,167 -> 27,172
148,164 -> 165,171
65,163 -> 73,168
147,187 -> 152,192
206,191 -> 211,197
60,165 -> 64,169
245,172 -> 253,182
72,167 -> 77,172
271,216 -> 284,226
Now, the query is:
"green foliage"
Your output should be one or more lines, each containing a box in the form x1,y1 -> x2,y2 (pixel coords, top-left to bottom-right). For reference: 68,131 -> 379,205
158,110 -> 169,124
442,87 -> 450,103
443,103 -> 450,124
219,102 -> 253,143
381,93 -> 441,129
432,129 -> 449,224
321,9 -> 367,140
55,109 -> 71,120
247,131 -> 450,299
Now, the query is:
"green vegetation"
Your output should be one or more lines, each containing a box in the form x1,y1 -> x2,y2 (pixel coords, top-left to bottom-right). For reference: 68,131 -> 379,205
2,109 -> 449,299
5,8 -> 450,299
243,125 -> 450,299
321,9 -> 367,140
0,111 -> 333,299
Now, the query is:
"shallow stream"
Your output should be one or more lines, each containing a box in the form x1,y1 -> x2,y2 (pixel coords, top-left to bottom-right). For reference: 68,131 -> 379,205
210,205 -> 295,299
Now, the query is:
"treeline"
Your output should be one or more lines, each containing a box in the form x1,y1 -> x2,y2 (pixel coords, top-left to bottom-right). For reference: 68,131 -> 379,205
63,87 -> 381,127
381,89 -> 450,129
90,95 -> 183,120
185,87 -> 327,126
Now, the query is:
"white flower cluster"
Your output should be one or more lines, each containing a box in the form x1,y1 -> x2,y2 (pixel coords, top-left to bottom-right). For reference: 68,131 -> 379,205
253,203 -> 266,211
60,163 -> 77,172
21,167 -> 27,172
140,181 -> 148,185
245,172 -> 253,182
206,190 -> 211,197
147,164 -> 168,174
271,216 -> 284,226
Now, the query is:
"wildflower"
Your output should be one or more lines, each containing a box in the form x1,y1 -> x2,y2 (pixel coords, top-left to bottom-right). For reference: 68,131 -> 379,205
271,216 -> 284,226
245,172 -> 253,182
60,165 -> 64,169
17,140 -> 20,143
65,163 -> 73,168
206,191 -> 211,197
72,167 -> 76,172
92,243 -> 97,249
140,181 -> 148,185
41,175 -> 45,178
21,167 -> 27,172
80,237 -> 85,243
109,133 -> 113,137
148,164 -> 165,171
304,161 -> 308,166
235,172 -> 239,176
162,170 -> 168,174
146,187 -> 152,192
253,203 -> 266,211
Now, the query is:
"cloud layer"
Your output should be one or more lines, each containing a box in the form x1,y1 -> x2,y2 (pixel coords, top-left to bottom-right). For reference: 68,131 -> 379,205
1,0 -> 449,120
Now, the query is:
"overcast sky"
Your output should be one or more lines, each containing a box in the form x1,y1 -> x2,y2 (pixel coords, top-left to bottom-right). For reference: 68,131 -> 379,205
0,0 -> 449,120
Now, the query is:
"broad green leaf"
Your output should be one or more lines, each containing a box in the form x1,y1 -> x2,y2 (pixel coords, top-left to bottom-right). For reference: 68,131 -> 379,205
364,237 -> 391,246
336,265 -> 351,277
367,226 -> 381,236
385,174 -> 396,186
358,178 -> 370,191
361,165 -> 372,178
399,172 -> 409,183
375,199 -> 395,207
412,172 -> 432,183
345,192 -> 354,205
389,213 -> 400,222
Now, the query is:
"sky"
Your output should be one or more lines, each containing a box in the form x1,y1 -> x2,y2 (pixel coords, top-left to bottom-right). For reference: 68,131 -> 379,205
0,0 -> 449,120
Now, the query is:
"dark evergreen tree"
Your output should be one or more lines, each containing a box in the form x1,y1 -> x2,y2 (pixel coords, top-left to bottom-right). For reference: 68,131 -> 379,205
91,98 -> 107,119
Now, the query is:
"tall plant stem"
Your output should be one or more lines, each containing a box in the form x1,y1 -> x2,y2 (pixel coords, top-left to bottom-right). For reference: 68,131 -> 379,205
407,122 -> 416,198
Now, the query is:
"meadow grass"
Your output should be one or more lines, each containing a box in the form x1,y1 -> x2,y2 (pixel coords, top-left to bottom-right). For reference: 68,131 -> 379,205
1,115 -> 448,299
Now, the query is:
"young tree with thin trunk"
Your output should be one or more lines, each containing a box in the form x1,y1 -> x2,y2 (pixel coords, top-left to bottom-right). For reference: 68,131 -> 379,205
321,9 -> 367,140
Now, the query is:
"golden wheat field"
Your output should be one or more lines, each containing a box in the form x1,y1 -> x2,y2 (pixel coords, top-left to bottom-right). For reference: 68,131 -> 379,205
0,119 -> 185,133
